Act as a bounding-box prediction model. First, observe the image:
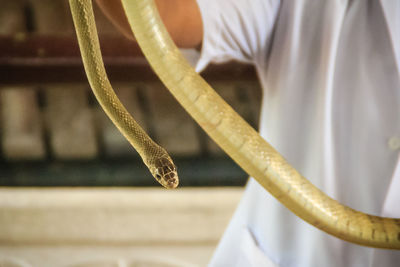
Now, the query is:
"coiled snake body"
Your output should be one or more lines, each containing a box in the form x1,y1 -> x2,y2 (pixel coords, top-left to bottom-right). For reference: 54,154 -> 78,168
69,0 -> 400,249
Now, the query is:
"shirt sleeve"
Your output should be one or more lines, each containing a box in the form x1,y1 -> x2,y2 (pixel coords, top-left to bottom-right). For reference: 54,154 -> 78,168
195,0 -> 281,72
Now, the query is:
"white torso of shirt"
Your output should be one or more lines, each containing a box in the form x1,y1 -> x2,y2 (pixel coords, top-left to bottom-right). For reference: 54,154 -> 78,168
195,0 -> 400,266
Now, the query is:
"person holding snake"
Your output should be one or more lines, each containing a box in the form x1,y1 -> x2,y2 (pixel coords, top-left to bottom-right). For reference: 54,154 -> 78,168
70,0 -> 400,266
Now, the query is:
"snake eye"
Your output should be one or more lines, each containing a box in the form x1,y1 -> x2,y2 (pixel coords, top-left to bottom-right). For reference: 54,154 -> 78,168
156,174 -> 161,180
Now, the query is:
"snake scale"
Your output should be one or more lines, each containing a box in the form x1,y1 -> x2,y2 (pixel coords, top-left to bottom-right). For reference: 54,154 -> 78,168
69,0 -> 400,249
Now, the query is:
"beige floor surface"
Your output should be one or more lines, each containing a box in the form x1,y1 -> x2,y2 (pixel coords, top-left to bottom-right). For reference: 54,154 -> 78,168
0,187 -> 243,267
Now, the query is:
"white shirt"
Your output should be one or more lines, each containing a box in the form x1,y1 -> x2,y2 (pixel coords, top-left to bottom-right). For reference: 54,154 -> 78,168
195,0 -> 400,266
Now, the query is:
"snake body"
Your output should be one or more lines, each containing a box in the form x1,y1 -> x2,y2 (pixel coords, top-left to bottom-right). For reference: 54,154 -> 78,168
69,0 -> 178,189
69,0 -> 400,249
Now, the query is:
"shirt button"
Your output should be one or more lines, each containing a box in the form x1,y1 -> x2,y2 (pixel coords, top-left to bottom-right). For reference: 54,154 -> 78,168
388,136 -> 400,151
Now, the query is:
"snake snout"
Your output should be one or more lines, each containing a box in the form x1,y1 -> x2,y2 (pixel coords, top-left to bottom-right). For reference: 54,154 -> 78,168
166,175 -> 179,189
162,167 -> 179,189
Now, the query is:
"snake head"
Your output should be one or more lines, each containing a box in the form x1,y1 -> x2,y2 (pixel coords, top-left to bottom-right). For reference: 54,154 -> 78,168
150,155 -> 179,189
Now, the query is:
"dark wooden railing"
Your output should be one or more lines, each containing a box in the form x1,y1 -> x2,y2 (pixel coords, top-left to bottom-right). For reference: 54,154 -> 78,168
0,0 -> 261,187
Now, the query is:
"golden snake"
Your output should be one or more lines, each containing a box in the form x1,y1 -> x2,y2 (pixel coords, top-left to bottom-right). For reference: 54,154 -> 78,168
69,0 -> 400,249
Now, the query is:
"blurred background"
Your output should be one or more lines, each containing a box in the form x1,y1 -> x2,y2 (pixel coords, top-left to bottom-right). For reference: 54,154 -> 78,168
0,0 -> 262,266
